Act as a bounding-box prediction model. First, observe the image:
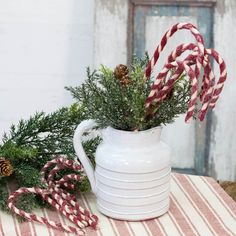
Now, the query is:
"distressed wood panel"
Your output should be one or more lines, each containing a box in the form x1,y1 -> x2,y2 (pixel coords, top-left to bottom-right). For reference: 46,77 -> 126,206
209,0 -> 236,181
131,4 -> 214,174
130,0 -> 216,7
133,5 -> 213,57
93,0 -> 128,69
94,0 -> 236,180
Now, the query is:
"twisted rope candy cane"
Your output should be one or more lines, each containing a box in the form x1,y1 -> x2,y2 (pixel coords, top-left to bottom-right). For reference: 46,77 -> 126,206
42,157 -> 98,227
157,44 -> 199,92
157,43 -> 215,106
145,44 -> 201,106
147,51 -> 215,122
151,58 -> 213,122
145,23 -> 205,108
198,49 -> 227,120
8,157 -> 99,235
54,188 -> 91,227
145,23 -> 204,86
145,43 -> 198,107
206,49 -> 227,107
51,186 -> 98,227
44,161 -> 98,227
180,48 -> 225,121
8,187 -> 85,235
38,188 -> 87,229
152,45 -> 225,122
42,173 -> 87,229
145,23 -> 227,121
149,60 -> 198,122
145,22 -> 205,80
167,44 -> 215,100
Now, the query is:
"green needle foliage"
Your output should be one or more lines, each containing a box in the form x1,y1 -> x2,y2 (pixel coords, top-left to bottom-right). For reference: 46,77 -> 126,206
66,55 -> 191,131
0,54 -> 191,219
0,104 -> 100,216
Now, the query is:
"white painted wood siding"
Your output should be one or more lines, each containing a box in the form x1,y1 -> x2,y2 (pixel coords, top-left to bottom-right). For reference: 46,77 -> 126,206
94,0 -> 128,68
209,0 -> 236,180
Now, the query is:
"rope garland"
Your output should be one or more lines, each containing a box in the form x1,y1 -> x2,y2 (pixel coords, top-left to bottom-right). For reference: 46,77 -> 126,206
8,157 -> 99,235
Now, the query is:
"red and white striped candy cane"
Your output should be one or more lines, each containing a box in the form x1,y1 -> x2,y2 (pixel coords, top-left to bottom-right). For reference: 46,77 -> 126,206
43,157 -> 98,227
198,49 -> 227,120
166,46 -> 216,121
8,187 -> 86,235
206,48 -> 227,108
144,22 -> 227,122
145,45 -> 196,107
8,157 -> 99,235
147,51 -> 214,121
146,44 -> 199,104
145,22 -> 205,80
150,60 -> 198,122
145,40 -> 203,108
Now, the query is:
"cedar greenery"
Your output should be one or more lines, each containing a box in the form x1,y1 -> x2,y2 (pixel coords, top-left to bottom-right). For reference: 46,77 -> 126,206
0,54 -> 191,218
0,104 -> 100,216
66,55 -> 191,131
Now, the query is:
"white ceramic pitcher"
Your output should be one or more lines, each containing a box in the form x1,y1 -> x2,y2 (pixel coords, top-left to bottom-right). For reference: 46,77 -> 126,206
73,119 -> 171,221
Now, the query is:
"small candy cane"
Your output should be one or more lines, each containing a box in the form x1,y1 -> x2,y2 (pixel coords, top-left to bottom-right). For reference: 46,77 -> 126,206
8,157 -> 99,235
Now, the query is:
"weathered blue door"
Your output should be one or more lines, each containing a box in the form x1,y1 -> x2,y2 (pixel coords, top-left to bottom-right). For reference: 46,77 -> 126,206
129,1 -> 215,175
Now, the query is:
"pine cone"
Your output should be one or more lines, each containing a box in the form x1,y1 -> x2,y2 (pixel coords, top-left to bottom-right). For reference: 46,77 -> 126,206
114,64 -> 129,79
119,74 -> 131,86
0,158 -> 13,176
114,64 -> 130,86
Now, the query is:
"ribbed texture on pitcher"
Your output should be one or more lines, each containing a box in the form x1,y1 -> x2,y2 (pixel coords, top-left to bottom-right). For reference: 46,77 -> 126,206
95,166 -> 171,220
94,126 -> 171,220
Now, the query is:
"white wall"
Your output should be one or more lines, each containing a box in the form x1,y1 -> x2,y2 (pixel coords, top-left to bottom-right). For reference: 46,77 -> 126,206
0,0 -> 94,136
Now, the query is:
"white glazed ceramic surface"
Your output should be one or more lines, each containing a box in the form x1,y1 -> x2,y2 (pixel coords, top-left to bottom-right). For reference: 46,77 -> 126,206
73,120 -> 171,221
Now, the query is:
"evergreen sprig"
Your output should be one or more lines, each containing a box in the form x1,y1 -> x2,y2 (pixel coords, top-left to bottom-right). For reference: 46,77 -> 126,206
0,54 -> 191,218
0,104 -> 100,216
66,55 -> 191,131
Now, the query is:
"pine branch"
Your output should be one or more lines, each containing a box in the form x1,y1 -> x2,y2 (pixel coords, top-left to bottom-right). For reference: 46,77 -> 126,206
66,55 -> 192,131
0,103 -> 100,215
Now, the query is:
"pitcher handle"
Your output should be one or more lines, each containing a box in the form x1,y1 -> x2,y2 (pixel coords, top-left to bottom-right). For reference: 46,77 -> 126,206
73,119 -> 97,193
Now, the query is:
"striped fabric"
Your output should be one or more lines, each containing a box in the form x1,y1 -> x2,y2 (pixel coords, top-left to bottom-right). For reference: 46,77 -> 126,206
1,173 -> 236,236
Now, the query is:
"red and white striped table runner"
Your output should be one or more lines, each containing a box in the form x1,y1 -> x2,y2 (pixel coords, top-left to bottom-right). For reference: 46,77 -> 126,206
1,173 -> 236,236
